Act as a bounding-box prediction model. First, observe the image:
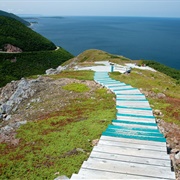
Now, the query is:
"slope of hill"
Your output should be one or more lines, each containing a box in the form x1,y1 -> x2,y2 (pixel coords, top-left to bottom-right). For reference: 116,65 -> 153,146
0,10 -> 30,26
0,16 -> 56,52
0,49 -> 179,179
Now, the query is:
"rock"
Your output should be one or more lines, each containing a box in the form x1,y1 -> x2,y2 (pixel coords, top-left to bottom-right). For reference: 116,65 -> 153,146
54,175 -> 69,180
157,93 -> 166,99
4,115 -> 11,121
56,65 -> 66,72
175,152 -> 180,160
171,148 -> 179,153
13,121 -> 27,128
4,44 -> 22,53
0,113 -> 3,120
92,139 -> 99,146
46,68 -> 57,75
46,66 -> 66,75
153,109 -> 162,116
0,78 -> 35,115
76,148 -> 85,153
0,125 -> 13,134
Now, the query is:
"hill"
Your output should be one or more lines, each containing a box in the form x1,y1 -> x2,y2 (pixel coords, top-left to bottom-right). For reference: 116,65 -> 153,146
0,10 -> 30,26
0,16 -> 56,52
0,49 -> 179,179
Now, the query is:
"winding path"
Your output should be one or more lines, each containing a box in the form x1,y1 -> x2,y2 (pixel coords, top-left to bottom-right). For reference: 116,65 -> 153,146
71,70 -> 175,179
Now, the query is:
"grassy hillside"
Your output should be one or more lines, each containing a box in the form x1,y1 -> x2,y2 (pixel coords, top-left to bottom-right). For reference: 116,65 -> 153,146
0,48 -> 74,87
0,50 -> 179,179
0,16 -> 56,51
0,10 -> 30,26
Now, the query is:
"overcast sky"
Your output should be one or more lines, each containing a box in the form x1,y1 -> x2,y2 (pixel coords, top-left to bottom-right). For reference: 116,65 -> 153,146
1,0 -> 180,17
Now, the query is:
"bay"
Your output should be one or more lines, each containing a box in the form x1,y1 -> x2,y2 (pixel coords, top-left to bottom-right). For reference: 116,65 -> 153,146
31,16 -> 180,70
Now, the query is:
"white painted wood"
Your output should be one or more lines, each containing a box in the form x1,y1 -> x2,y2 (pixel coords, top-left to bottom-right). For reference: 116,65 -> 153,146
112,122 -> 158,129
117,108 -> 153,116
100,135 -> 166,147
116,115 -> 155,122
75,168 -> 160,179
82,158 -> 175,179
90,151 -> 170,167
116,94 -> 145,98
115,90 -> 142,94
116,101 -> 151,108
98,139 -> 167,152
110,85 -> 133,90
93,144 -> 170,160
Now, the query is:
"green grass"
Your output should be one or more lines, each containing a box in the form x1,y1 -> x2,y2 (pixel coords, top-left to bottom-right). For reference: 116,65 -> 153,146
47,70 -> 94,81
0,75 -> 116,179
62,83 -> 90,93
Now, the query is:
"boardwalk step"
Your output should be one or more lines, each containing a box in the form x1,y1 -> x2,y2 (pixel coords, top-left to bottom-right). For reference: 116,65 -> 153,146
107,124 -> 160,133
82,158 -> 175,179
112,122 -> 158,129
90,151 -> 170,167
102,131 -> 166,142
73,168 -> 162,179
116,105 -> 152,110
98,138 -> 167,152
104,128 -> 164,138
100,135 -> 167,147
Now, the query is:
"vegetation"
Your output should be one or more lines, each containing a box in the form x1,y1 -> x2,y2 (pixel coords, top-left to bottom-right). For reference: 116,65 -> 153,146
141,60 -> 180,81
62,83 -> 90,93
63,49 -> 131,66
110,69 -> 180,125
0,48 -> 74,87
0,10 -> 30,26
0,72 -> 116,179
47,70 -> 94,81
0,16 -> 56,51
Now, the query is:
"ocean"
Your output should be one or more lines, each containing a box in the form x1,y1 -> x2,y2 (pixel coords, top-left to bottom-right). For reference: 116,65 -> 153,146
30,16 -> 180,70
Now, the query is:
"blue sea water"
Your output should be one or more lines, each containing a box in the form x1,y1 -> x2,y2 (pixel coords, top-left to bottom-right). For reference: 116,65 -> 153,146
31,16 -> 180,70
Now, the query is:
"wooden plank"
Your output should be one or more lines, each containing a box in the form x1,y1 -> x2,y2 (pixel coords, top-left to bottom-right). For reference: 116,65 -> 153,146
112,122 -> 158,129
117,113 -> 155,119
102,131 -> 166,142
98,139 -> 167,152
73,168 -> 160,179
116,102 -> 151,108
90,151 -> 170,167
115,90 -> 142,94
100,135 -> 166,147
116,117 -> 155,123
117,108 -> 153,116
105,128 -> 164,138
109,85 -> 133,90
108,124 -> 160,133
93,144 -> 169,160
82,158 -> 175,179
116,105 -> 152,110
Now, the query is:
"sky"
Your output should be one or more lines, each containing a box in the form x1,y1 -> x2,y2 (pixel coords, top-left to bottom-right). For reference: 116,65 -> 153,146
1,0 -> 180,18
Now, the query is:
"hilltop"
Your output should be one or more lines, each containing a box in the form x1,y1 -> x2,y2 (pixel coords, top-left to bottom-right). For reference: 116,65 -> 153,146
0,49 -> 179,179
0,10 -> 30,26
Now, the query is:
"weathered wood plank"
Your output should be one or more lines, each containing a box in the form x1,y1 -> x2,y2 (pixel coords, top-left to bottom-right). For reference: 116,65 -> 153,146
112,122 -> 158,129
82,158 -> 175,179
100,135 -> 166,147
93,144 -> 169,159
72,168 -> 160,179
90,151 -> 170,167
98,138 -> 167,152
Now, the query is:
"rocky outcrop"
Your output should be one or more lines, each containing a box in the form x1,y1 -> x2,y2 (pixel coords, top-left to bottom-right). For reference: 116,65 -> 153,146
46,65 -> 67,75
3,44 -> 22,53
0,77 -> 41,121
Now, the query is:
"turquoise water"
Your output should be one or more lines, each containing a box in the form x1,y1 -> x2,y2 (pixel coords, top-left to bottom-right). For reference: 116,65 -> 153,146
31,16 -> 180,69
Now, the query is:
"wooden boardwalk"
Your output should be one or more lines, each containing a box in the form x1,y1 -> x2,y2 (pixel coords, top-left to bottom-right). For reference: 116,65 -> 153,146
71,72 -> 175,179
